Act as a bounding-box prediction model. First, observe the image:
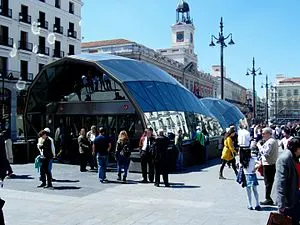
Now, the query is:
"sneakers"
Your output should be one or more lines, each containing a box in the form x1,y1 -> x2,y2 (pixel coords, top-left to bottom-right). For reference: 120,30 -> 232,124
122,176 -> 126,182
219,175 -> 226,179
154,183 -> 159,187
247,207 -> 253,210
260,199 -> 274,206
117,175 -> 121,181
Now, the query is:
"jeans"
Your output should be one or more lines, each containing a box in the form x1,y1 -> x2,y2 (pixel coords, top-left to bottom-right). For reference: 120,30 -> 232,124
40,158 -> 52,186
176,152 -> 184,171
263,164 -> 276,201
97,154 -> 108,181
48,159 -> 53,176
116,154 -> 130,177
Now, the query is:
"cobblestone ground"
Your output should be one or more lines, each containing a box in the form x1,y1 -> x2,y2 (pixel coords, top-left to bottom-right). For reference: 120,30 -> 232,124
1,159 -> 276,225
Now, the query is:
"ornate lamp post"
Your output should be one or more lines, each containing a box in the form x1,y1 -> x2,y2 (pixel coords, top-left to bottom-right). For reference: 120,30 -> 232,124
246,57 -> 262,121
261,74 -> 272,124
209,17 -> 235,100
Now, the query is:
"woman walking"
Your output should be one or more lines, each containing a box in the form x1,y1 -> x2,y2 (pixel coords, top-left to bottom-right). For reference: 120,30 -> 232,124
219,128 -> 238,179
115,130 -> 131,182
240,148 -> 261,210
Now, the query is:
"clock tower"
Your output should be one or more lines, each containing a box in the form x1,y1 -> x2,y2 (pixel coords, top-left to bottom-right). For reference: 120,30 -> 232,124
157,1 -> 197,66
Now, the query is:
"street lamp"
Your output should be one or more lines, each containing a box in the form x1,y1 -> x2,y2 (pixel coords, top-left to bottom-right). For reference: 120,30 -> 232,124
270,85 -> 277,122
246,57 -> 262,122
209,17 -> 235,100
261,74 -> 272,124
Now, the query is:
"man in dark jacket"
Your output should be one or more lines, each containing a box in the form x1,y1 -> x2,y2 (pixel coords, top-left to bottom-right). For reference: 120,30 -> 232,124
274,137 -> 300,224
37,130 -> 54,188
153,129 -> 170,187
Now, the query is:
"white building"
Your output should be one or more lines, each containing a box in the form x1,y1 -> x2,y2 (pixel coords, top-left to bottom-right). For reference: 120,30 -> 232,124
0,0 -> 83,140
157,0 -> 197,66
270,74 -> 300,123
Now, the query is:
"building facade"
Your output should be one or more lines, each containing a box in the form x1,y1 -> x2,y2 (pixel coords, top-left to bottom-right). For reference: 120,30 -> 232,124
270,74 -> 300,124
210,65 -> 248,115
0,0 -> 83,140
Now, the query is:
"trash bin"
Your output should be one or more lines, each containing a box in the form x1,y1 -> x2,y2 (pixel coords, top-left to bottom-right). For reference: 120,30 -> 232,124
167,144 -> 178,172
12,141 -> 28,164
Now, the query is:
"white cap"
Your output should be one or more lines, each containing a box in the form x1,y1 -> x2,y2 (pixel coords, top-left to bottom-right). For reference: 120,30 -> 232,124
44,127 -> 50,133
226,128 -> 230,132
196,126 -> 200,130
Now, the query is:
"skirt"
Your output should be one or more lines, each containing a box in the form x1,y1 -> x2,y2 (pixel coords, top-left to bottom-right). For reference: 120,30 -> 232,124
245,174 -> 259,187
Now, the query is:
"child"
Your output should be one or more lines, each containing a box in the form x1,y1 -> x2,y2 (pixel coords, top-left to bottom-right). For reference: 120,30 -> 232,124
240,144 -> 261,211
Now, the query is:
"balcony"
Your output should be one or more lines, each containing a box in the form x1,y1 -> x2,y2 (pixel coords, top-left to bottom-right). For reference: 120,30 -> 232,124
0,37 -> 13,47
37,19 -> 48,30
1,70 -> 33,81
53,25 -> 63,34
67,29 -> 77,39
19,13 -> 31,24
0,7 -> 12,18
53,49 -> 64,58
38,46 -> 49,56
18,41 -> 33,52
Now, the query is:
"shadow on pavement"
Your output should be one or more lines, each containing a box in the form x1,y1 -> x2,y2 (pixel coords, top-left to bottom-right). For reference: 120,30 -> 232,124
169,182 -> 200,189
6,175 -> 34,179
174,159 -> 221,174
261,206 -> 278,212
107,180 -> 138,185
53,179 -> 80,183
53,186 -> 81,190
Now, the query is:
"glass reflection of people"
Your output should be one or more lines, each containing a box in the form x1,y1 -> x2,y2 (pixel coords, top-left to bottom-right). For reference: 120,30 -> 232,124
113,92 -> 125,100
93,74 -> 99,92
74,80 -> 82,101
103,73 -> 112,91
99,72 -> 105,91
87,70 -> 94,92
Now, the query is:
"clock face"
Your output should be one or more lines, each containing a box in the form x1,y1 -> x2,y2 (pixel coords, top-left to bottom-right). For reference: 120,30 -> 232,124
176,32 -> 184,42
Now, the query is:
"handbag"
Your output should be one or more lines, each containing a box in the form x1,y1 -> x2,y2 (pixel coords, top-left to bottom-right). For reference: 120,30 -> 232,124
258,164 -> 264,177
266,212 -> 292,225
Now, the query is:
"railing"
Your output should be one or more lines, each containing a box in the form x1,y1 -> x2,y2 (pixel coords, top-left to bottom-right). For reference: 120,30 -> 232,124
37,19 -> 48,29
18,41 -> 33,51
0,37 -> 13,47
19,13 -> 31,24
67,29 -> 77,39
0,70 -> 33,81
38,46 -> 49,56
53,49 -> 64,58
0,7 -> 12,18
53,25 -> 63,34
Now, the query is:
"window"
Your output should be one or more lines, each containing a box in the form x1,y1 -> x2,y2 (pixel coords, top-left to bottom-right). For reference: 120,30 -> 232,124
176,31 -> 184,42
278,89 -> 283,97
294,89 -> 298,96
38,63 -> 45,72
55,0 -> 60,8
0,56 -> 7,75
287,89 -> 291,97
69,2 -> 74,14
69,44 -> 74,55
20,60 -> 28,80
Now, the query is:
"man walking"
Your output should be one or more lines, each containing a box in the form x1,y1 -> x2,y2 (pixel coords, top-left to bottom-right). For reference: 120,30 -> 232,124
257,127 -> 278,205
140,128 -> 155,183
153,129 -> 170,187
93,127 -> 111,183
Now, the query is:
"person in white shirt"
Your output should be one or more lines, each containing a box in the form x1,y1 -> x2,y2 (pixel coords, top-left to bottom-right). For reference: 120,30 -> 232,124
279,128 -> 293,150
257,127 -> 278,205
238,124 -> 251,148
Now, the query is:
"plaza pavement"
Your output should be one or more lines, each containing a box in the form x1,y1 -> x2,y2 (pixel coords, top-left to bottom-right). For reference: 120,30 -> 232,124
1,160 -> 276,225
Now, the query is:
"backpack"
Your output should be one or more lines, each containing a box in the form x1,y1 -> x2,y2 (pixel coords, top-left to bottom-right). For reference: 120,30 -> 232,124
120,143 -> 131,158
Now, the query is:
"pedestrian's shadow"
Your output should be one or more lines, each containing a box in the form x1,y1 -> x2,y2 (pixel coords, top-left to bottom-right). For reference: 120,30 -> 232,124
169,182 -> 200,189
107,180 -> 138,185
6,174 -> 34,179
53,186 -> 81,190
260,206 -> 278,212
53,179 -> 80,183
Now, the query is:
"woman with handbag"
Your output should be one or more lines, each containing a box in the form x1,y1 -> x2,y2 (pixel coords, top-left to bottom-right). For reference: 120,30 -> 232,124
115,130 -> 131,182
219,128 -> 238,179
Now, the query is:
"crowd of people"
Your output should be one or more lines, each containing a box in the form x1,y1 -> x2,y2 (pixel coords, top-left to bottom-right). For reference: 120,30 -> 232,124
219,122 -> 300,224
34,126 -> 180,188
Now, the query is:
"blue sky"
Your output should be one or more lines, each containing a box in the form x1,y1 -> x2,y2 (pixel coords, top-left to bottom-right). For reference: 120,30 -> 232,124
81,0 -> 300,98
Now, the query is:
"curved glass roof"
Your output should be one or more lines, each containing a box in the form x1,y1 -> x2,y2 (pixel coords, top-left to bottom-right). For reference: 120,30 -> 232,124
26,53 -> 214,118
199,98 -> 245,128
